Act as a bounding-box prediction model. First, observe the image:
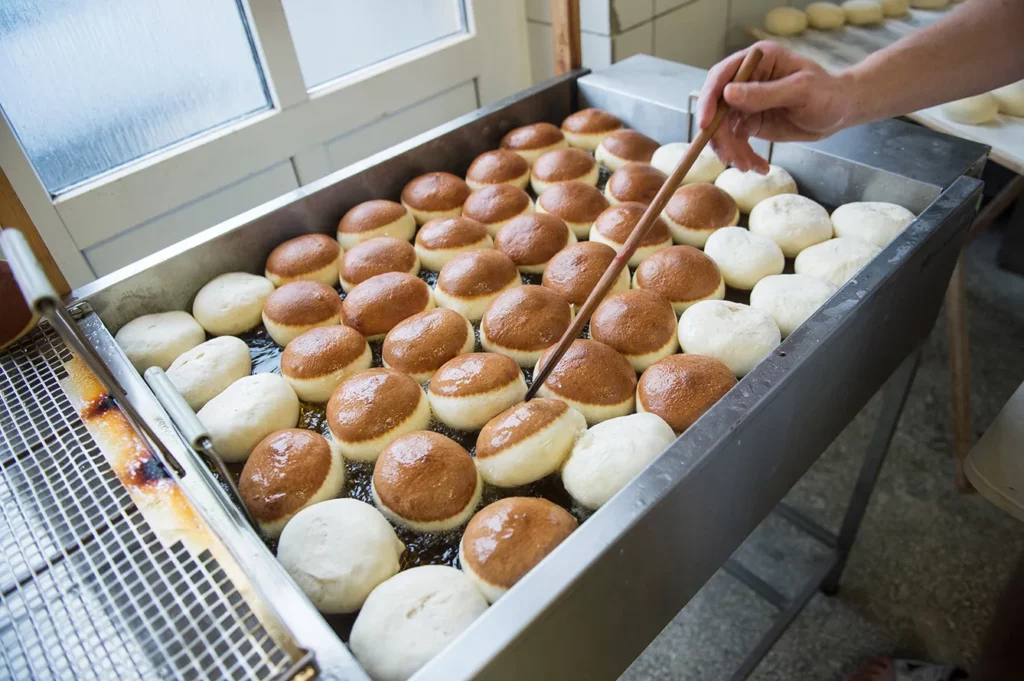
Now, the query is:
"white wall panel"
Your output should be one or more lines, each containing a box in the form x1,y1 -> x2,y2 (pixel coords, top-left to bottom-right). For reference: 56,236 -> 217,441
325,81 -> 478,172
528,21 -> 613,84
654,0 -> 729,69
84,160 -> 297,277
613,21 -> 654,62
526,0 -> 614,35
611,0 -> 654,32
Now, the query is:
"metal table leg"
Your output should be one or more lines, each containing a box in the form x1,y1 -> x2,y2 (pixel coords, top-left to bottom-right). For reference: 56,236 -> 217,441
821,348 -> 922,594
945,256 -> 973,492
724,347 -> 923,678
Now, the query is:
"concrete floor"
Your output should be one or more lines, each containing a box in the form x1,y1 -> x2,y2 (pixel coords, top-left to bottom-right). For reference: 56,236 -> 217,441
621,231 -> 1024,680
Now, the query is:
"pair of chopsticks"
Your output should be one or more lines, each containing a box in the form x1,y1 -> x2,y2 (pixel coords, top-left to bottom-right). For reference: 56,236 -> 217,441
526,48 -> 763,400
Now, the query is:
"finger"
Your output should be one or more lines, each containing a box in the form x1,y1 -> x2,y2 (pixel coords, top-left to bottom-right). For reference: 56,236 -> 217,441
696,48 -> 749,129
734,112 -> 762,139
747,41 -> 785,82
710,127 -> 751,171
724,75 -> 805,115
734,140 -> 769,174
727,109 -> 745,135
713,118 -> 769,174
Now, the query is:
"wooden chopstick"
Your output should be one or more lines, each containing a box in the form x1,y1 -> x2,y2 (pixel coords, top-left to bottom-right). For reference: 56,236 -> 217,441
525,47 -> 764,401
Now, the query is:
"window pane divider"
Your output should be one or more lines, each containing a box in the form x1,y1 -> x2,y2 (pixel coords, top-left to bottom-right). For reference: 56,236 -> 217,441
243,0 -> 308,111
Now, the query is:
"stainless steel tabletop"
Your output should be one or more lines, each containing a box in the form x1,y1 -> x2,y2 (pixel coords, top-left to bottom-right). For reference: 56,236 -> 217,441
66,56 -> 987,681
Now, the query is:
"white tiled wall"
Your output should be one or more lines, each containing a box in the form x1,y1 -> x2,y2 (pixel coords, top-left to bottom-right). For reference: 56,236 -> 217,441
526,0 -> 802,83
611,0 -> 655,32
613,22 -> 653,63
528,21 -> 613,84
653,0 -> 730,69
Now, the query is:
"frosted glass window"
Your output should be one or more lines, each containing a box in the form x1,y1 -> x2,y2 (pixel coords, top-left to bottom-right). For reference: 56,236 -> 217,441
282,0 -> 467,90
0,0 -> 270,193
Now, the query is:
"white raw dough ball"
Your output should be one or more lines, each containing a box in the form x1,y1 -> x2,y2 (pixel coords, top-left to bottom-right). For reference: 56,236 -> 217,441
941,94 -> 1000,125
992,81 -> 1024,117
114,311 -> 206,373
765,7 -> 808,35
806,2 -> 846,28
678,300 -> 781,377
192,272 -> 275,336
703,226 -> 785,290
794,237 -> 882,288
650,142 -> 727,184
879,0 -> 909,17
561,413 -> 676,510
749,274 -> 838,338
843,0 -> 884,24
350,566 -> 488,681
748,194 -> 833,258
830,201 -> 915,247
714,165 -> 798,213
166,336 -> 252,411
277,499 -> 404,614
196,373 -> 299,462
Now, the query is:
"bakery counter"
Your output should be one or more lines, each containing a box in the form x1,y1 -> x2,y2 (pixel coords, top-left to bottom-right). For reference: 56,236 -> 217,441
63,56 -> 986,681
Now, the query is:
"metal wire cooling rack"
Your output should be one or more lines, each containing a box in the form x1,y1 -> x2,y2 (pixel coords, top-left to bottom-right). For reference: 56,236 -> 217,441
0,318 -> 297,681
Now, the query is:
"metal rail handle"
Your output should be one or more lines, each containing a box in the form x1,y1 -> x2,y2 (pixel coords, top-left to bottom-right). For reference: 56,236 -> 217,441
1,226 -> 317,680
1,227 -> 59,312
2,228 -> 257,531
1,228 -> 186,476
144,367 -> 260,531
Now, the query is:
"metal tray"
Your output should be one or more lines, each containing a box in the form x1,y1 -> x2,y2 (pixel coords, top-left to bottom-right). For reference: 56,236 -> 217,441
67,56 -> 987,681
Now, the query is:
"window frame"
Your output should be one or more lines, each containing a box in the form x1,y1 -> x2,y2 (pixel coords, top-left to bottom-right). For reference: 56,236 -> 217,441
0,0 -> 530,287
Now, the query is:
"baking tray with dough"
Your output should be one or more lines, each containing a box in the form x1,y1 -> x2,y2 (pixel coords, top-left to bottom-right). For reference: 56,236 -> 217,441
60,56 -> 986,681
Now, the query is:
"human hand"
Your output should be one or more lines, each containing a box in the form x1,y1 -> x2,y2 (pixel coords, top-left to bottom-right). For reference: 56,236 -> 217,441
697,41 -> 861,173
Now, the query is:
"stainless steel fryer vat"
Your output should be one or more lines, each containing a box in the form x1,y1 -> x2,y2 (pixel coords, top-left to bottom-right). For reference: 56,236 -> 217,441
9,56 -> 988,681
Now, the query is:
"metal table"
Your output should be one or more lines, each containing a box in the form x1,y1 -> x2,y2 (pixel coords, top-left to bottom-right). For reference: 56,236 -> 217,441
7,56 -> 987,681
747,8 -> 1024,491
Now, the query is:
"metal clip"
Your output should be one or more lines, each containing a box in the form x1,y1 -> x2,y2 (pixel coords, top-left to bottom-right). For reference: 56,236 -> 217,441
144,367 -> 259,532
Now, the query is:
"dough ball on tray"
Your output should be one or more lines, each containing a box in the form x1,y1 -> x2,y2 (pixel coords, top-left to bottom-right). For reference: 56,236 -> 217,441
337,200 -> 416,250
562,412 -> 676,510
460,497 -> 577,603
280,325 -> 372,403
264,233 -> 342,288
677,300 -> 781,377
196,373 -> 300,462
595,129 -> 660,172
262,281 -> 342,346
714,164 -> 797,214
278,498 -> 404,614
793,237 -> 882,288
475,398 -> 586,487
166,336 -> 251,410
116,310 -> 206,373
561,107 -> 623,151
371,431 -> 482,532
326,368 -> 431,462
350,566 -> 488,681
427,353 -> 527,431
240,428 -> 345,538
192,272 -> 275,337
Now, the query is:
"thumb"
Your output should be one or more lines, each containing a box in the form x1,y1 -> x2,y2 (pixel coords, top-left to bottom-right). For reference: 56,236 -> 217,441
724,77 -> 803,114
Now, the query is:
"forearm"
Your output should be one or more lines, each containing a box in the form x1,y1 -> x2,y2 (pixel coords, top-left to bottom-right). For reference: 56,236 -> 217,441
844,0 -> 1024,126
